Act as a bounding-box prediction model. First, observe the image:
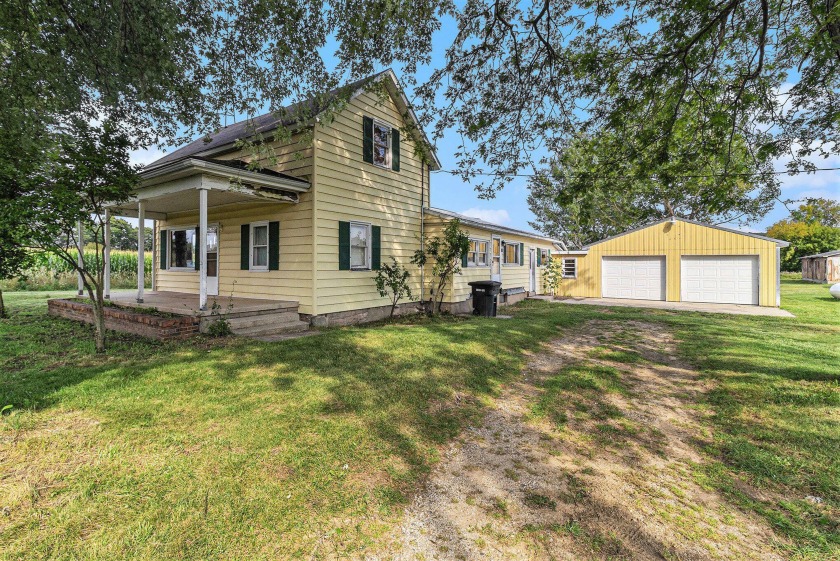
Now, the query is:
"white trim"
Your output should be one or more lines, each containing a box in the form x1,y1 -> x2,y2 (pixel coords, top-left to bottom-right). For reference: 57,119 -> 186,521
562,258 -> 578,279
466,237 -> 490,267
137,203 -> 145,303
349,221 -> 373,271
198,188 -> 208,311
139,157 -> 310,192
371,118 -> 392,170
502,239 -> 521,266
164,225 -> 199,272
249,221 -> 270,272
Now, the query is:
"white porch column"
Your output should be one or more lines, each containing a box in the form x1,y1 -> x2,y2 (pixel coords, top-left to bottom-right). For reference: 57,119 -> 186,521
137,201 -> 145,303
76,220 -> 84,296
198,188 -> 208,311
151,219 -> 156,292
104,209 -> 111,299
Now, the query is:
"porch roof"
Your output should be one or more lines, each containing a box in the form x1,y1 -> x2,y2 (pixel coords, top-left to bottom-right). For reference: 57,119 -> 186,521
109,156 -> 311,220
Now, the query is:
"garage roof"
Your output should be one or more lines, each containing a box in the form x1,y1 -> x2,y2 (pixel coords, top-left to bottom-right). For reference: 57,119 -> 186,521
581,217 -> 790,249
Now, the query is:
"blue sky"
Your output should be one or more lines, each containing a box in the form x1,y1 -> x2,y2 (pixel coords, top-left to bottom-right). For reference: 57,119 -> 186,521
131,13 -> 838,234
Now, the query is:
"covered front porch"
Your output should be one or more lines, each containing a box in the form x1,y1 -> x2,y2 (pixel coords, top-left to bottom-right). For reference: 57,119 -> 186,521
99,156 -> 311,312
109,290 -> 298,317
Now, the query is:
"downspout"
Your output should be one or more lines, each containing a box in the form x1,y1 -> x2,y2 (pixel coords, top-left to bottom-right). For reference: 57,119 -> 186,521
420,161 -> 425,306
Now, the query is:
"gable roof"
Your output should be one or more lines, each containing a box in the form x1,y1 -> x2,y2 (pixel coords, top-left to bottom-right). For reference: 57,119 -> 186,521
425,207 -> 564,246
581,217 -> 790,249
800,249 -> 840,259
146,69 -> 440,170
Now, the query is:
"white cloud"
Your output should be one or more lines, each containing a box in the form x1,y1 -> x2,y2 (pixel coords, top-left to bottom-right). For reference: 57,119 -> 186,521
129,147 -> 166,167
460,208 -> 511,225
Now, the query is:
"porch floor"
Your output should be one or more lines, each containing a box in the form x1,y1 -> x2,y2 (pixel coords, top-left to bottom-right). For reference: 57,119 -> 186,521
109,291 -> 299,317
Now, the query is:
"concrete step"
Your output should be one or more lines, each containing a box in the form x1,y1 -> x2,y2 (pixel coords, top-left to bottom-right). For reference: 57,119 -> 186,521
222,304 -> 299,319
225,311 -> 302,330
233,320 -> 310,337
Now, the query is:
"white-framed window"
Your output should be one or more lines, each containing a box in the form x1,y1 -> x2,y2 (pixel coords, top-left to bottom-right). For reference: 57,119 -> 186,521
350,221 -> 372,270
503,241 -> 520,265
467,239 -> 489,267
250,222 -> 269,271
372,120 -> 391,168
168,227 -> 196,270
562,258 -> 577,278
539,248 -> 550,266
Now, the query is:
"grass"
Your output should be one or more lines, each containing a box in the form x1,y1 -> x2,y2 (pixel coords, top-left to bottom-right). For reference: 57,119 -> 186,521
1,277 -> 838,559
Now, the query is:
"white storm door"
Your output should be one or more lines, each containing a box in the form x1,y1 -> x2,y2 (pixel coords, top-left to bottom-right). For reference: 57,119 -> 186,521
681,255 -> 759,305
491,236 -> 502,283
601,256 -> 666,300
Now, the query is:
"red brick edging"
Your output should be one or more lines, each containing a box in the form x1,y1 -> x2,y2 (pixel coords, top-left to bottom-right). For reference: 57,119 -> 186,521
47,299 -> 200,341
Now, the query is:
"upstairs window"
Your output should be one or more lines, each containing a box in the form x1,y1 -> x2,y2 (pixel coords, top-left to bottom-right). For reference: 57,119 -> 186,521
372,121 -> 390,168
562,258 -> 577,278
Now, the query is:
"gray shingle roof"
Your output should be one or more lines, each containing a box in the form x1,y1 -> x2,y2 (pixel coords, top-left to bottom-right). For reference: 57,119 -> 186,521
800,249 -> 840,259
147,72 -> 387,169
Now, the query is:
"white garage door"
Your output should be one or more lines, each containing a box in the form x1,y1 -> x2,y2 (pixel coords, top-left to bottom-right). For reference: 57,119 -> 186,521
681,256 -> 759,305
602,257 -> 666,300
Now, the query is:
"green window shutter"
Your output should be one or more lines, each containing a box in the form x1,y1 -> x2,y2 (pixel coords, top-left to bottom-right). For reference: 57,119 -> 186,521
519,243 -> 524,266
338,221 -> 351,270
537,249 -> 542,267
461,252 -> 468,267
194,227 -> 200,270
240,224 -> 250,270
362,116 -> 374,164
391,128 -> 400,171
159,230 -> 167,269
268,221 -> 280,271
371,225 -> 381,270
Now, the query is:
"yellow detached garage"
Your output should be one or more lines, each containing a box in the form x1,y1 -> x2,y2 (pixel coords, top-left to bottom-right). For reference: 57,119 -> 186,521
556,218 -> 789,307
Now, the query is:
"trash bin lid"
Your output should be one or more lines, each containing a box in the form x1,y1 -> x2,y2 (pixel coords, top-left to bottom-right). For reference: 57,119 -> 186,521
468,280 -> 502,288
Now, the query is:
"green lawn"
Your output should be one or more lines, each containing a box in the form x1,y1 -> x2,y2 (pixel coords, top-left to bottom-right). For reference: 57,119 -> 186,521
1,279 -> 838,559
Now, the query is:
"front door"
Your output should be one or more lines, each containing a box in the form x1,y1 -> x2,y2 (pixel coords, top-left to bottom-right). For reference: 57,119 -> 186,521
207,225 -> 219,296
529,248 -> 536,292
491,236 -> 502,282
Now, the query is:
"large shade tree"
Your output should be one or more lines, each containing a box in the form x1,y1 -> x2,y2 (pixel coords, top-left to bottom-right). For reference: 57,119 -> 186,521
415,0 -> 840,198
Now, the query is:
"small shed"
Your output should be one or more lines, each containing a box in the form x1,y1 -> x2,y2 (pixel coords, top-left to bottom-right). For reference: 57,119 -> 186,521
800,250 -> 840,283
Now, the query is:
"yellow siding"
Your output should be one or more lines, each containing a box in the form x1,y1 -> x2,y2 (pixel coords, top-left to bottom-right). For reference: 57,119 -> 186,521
154,135 -> 316,314
424,220 -> 555,303
311,89 -> 428,315
561,220 -> 780,307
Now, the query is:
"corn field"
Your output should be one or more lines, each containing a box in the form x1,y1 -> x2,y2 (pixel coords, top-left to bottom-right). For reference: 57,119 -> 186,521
1,250 -> 152,291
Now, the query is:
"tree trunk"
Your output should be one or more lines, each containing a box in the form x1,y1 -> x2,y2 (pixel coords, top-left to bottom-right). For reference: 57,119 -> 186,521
390,297 -> 398,319
91,286 -> 107,353
0,288 -> 6,319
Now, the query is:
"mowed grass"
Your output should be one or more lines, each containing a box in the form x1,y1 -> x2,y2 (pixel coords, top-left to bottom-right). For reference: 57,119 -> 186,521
1,278 -> 838,559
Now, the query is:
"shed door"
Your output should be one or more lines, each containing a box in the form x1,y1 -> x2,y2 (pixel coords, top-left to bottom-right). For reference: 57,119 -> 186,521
602,256 -> 665,300
681,255 -> 759,305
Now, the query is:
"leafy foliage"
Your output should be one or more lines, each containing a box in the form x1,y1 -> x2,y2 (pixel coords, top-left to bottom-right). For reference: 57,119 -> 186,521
767,221 -> 840,271
412,219 -> 470,314
790,198 -> 840,228
416,0 -> 840,198
541,258 -> 565,296
374,258 -> 414,319
528,120 -> 779,246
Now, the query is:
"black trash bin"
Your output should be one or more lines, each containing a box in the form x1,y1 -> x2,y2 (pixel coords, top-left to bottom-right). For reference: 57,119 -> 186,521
468,280 -> 502,317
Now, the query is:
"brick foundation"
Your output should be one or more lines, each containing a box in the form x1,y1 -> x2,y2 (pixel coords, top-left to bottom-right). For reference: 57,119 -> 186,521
48,299 -> 200,341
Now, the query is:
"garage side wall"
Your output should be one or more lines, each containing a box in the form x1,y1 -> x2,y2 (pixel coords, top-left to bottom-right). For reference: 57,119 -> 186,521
561,221 -> 780,307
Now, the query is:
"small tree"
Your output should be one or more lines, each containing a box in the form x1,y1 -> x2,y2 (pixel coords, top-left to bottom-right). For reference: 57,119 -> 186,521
541,257 -> 564,296
374,258 -> 413,319
16,119 -> 139,352
412,219 -> 470,314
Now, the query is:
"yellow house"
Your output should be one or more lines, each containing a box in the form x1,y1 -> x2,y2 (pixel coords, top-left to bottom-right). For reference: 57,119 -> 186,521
101,70 -> 561,334
555,218 -> 789,307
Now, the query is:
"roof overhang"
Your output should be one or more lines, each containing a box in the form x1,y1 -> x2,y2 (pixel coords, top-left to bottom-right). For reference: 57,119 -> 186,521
108,158 -> 310,220
424,207 -> 563,245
